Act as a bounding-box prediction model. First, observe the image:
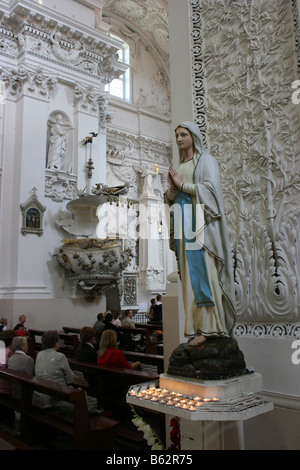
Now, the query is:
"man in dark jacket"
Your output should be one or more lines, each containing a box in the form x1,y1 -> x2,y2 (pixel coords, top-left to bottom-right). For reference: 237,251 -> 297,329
153,294 -> 163,322
76,326 -> 97,386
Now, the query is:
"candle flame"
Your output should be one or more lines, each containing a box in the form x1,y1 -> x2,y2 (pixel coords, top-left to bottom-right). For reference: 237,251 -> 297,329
155,163 -> 159,173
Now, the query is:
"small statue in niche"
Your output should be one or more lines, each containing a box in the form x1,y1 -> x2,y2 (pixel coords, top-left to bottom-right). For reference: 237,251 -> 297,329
46,114 -> 67,170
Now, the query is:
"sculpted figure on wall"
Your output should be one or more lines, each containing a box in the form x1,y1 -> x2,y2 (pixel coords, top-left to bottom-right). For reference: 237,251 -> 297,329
50,34 -> 84,65
46,114 -> 67,170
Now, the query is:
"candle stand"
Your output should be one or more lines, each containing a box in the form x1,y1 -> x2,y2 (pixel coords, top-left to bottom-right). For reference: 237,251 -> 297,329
126,372 -> 273,450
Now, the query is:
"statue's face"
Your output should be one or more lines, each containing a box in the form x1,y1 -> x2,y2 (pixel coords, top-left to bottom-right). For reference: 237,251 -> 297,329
175,127 -> 194,153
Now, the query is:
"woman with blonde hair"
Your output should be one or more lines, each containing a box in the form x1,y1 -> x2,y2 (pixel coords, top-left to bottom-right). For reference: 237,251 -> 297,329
97,330 -> 142,370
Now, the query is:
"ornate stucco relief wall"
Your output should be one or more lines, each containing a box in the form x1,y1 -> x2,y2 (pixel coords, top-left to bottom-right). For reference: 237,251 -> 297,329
106,127 -> 171,293
190,0 -> 300,330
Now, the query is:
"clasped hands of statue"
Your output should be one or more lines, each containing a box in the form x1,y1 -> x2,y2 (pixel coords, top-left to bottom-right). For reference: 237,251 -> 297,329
168,166 -> 183,191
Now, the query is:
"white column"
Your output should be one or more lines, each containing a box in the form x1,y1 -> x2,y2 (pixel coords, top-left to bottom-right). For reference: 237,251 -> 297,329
168,0 -> 195,154
0,86 -> 50,292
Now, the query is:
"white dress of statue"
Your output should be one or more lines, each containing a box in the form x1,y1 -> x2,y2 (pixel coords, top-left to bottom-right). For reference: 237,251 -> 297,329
47,114 -> 67,170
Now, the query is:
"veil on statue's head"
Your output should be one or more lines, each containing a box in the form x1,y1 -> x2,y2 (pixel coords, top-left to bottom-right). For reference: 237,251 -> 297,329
175,121 -> 205,163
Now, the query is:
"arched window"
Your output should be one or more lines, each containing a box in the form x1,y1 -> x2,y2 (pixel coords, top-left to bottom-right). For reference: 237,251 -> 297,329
105,36 -> 130,102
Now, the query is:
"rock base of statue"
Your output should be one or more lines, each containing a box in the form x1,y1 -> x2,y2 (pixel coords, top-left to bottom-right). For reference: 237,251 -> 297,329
167,337 -> 247,380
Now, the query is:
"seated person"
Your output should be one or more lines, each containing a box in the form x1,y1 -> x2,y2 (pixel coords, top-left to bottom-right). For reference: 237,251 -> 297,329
7,336 -> 34,398
0,330 -> 15,423
97,330 -> 142,370
76,326 -> 98,386
93,313 -> 105,333
111,312 -> 122,328
121,309 -> 135,329
104,313 -> 122,341
0,317 -> 8,332
106,313 -> 136,351
76,327 -> 97,363
97,330 -> 142,412
34,330 -> 74,409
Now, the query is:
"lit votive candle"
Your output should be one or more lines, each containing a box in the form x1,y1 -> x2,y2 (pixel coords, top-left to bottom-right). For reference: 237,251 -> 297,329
194,402 -> 203,407
188,406 -> 196,411
181,404 -> 188,409
151,397 -> 158,402
175,403 -> 181,408
176,393 -> 183,397
180,399 -> 188,404
203,398 -> 211,402
187,401 -> 195,406
194,397 -> 201,401
166,401 -> 174,406
212,397 -> 220,402
173,398 -> 180,403
136,393 -> 143,398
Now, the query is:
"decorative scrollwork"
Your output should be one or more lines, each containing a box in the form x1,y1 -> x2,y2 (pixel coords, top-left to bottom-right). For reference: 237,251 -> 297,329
190,0 -> 300,324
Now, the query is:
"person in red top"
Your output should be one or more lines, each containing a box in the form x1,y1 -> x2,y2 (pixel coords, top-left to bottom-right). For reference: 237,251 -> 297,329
97,330 -> 142,370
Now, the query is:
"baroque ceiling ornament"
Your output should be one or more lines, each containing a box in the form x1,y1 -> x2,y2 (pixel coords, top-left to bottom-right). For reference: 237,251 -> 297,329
103,0 -> 169,79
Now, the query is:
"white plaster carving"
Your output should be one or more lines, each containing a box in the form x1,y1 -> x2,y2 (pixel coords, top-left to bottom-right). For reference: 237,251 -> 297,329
0,66 -> 57,100
104,0 -> 169,71
45,170 -> 77,203
0,5 -> 126,82
136,71 -> 170,115
139,266 -> 164,291
133,162 -> 159,196
234,323 -> 300,339
190,0 -> 300,323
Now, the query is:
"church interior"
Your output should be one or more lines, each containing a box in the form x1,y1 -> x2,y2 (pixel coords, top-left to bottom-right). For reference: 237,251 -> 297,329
0,0 -> 299,451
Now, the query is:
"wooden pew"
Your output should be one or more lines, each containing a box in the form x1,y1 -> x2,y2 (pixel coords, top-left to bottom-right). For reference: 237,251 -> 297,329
28,329 -> 79,359
123,351 -> 164,374
62,326 -> 80,334
67,358 -> 162,447
61,330 -> 164,372
0,368 -> 119,450
135,323 -> 163,354
63,325 -> 154,355
119,326 -> 151,353
67,357 -> 159,406
0,430 -> 33,450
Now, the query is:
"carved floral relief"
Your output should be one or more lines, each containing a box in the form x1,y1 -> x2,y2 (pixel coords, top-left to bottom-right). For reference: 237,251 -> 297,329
190,0 -> 300,323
